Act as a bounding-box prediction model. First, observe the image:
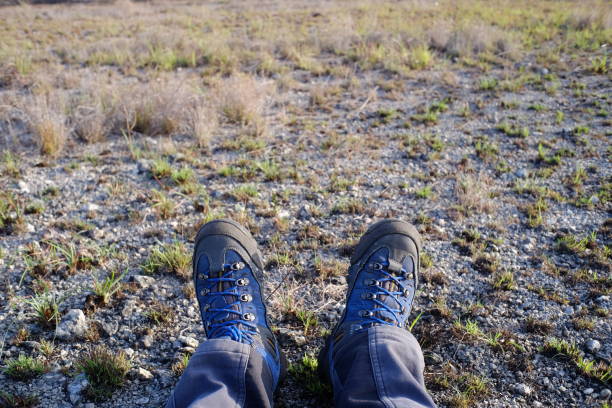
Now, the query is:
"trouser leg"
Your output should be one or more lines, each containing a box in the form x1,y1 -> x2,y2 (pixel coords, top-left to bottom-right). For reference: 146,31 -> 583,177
166,338 -> 275,408
321,325 -> 436,408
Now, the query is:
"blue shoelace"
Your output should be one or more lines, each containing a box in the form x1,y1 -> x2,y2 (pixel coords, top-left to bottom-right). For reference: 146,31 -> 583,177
202,263 -> 258,344
359,260 -> 410,326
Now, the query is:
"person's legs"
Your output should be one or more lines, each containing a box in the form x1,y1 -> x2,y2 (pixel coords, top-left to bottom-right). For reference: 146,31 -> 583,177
320,219 -> 436,408
166,219 -> 285,408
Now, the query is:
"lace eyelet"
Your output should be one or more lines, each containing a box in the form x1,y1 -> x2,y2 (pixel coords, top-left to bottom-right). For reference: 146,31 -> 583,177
231,262 -> 245,271
372,263 -> 383,270
365,279 -> 380,286
359,310 -> 373,317
361,292 -> 377,300
243,313 -> 255,321
198,273 -> 208,280
403,289 -> 410,297
236,278 -> 249,286
240,294 -> 252,302
199,288 -> 209,296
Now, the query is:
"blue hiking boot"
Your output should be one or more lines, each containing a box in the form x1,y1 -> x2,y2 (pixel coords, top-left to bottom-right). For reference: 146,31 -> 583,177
320,218 -> 422,377
193,219 -> 286,387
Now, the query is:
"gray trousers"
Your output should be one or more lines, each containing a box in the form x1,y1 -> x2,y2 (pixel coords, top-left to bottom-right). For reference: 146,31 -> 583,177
166,325 -> 436,408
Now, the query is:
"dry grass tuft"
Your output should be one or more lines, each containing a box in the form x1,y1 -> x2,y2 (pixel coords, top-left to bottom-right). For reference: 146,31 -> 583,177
23,93 -> 68,157
429,22 -> 519,59
213,73 -> 269,137
456,174 -> 497,214
117,80 -> 190,137
188,102 -> 218,150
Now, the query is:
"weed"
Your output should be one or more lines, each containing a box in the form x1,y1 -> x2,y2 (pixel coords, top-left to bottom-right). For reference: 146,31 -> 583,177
92,269 -> 125,305
497,121 -> 529,138
590,55 -> 608,74
150,158 -> 172,179
474,136 -> 498,161
142,242 -> 190,280
541,338 -> 611,384
479,77 -> 498,91
331,198 -> 365,215
288,353 -> 332,396
556,232 -> 596,255
0,391 -> 39,407
524,317 -> 553,335
491,271 -> 516,290
416,185 -> 434,199
4,354 -> 46,381
25,291 -> 62,329
77,346 -> 131,401
536,143 -> 561,166
231,184 -> 259,202
171,353 -> 190,376
171,167 -> 194,185
150,190 -> 176,219
145,301 -> 175,325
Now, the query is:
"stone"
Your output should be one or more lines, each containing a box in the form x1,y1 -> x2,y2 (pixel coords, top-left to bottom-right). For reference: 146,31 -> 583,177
135,397 -> 150,405
516,168 -> 529,179
297,205 -> 311,220
99,319 -> 118,337
585,339 -> 601,353
584,388 -> 594,395
515,383 -> 532,396
55,309 -> 88,339
142,335 -> 154,348
600,388 -> 611,398
67,373 -> 88,404
83,203 -> 100,212
132,275 -> 156,289
178,335 -> 199,348
17,180 -> 29,193
137,367 -> 154,380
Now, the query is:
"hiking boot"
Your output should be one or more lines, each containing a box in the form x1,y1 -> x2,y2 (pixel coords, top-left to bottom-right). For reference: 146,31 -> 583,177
333,218 -> 422,337
193,219 -> 285,384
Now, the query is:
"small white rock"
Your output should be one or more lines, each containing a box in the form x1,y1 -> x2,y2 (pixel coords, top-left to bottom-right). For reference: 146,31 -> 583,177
600,388 -> 611,398
515,383 -> 532,396
178,336 -> 199,348
17,180 -> 29,193
137,367 -> 154,380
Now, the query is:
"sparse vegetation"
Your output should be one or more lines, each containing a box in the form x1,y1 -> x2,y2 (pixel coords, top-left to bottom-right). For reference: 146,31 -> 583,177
142,242 -> 191,280
77,346 -> 132,401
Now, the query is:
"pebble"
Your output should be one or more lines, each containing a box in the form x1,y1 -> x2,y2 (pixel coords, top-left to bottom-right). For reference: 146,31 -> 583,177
585,339 -> 601,353
515,383 -> 532,396
516,169 -> 529,178
584,388 -> 594,395
178,335 -> 199,348
297,205 -> 311,219
601,388 -> 611,398
137,367 -> 154,380
142,335 -> 154,348
132,275 -> 156,289
83,203 -> 101,212
135,397 -> 150,405
67,373 -> 88,404
55,309 -> 88,339
17,180 -> 29,193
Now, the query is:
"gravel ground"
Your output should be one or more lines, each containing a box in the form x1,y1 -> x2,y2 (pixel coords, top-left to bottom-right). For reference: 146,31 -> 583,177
1,1 -> 611,407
